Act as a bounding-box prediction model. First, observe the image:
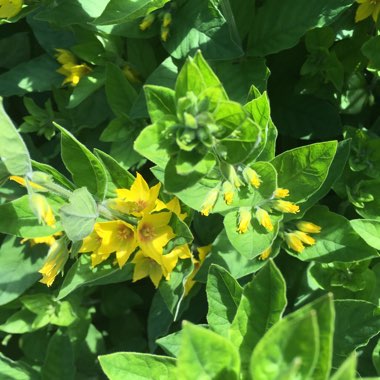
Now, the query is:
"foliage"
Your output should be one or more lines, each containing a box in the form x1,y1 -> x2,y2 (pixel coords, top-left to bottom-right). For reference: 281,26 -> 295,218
1,0 -> 380,379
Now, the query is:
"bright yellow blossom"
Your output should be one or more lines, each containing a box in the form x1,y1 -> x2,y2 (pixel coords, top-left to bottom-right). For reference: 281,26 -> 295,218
273,188 -> 289,199
112,173 -> 161,217
293,230 -> 316,246
296,221 -> 321,234
201,188 -> 219,216
222,181 -> 234,205
273,200 -> 299,214
79,228 -> 108,267
184,245 -> 212,295
29,193 -> 56,227
284,232 -> 305,253
154,197 -> 187,221
0,0 -> 23,19
237,208 -> 251,234
355,0 -> 380,22
9,175 -> 45,191
39,238 -> 69,287
243,167 -> 261,189
259,246 -> 272,260
137,212 -> 175,261
256,208 -> 273,232
139,13 -> 155,31
94,221 -> 137,268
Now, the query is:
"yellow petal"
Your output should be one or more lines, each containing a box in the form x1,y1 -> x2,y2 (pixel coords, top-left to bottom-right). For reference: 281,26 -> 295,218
355,2 -> 374,22
295,221 -> 321,234
0,0 -> 23,19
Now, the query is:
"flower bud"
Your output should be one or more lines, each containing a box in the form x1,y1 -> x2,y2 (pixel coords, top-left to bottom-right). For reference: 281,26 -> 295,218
237,208 -> 251,234
243,167 -> 261,188
201,188 -> 219,216
296,221 -> 321,234
273,200 -> 299,214
256,208 -> 273,232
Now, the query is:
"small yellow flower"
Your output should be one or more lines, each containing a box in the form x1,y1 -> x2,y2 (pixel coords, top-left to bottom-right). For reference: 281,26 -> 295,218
259,246 -> 272,260
243,167 -> 261,189
273,188 -> 289,199
293,230 -> 316,246
139,13 -> 155,31
9,175 -> 45,191
0,0 -> 23,19
184,245 -> 211,295
273,200 -> 299,214
79,227 -> 108,267
112,173 -> 161,217
296,221 -> 321,234
94,220 -> 138,268
284,232 -> 305,253
161,26 -> 170,42
237,208 -> 251,234
200,188 -> 219,216
137,212 -> 175,261
162,12 -> 172,27
154,197 -> 187,221
39,238 -> 69,287
222,181 -> 234,205
55,49 -> 76,66
29,193 -> 56,227
256,208 -> 273,232
355,0 -> 380,22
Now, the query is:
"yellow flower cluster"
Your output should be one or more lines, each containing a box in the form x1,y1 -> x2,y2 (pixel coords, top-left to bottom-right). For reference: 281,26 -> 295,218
139,10 -> 173,41
284,221 -> 321,253
55,49 -> 91,86
79,173 -> 191,288
355,0 -> 380,22
0,0 -> 23,19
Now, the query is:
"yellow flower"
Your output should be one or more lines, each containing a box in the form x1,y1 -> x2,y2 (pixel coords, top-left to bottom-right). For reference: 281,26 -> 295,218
154,197 -> 187,221
273,200 -> 299,214
293,230 -> 316,246
243,167 -> 261,189
139,13 -> 155,31
0,0 -> 23,19
29,193 -> 56,227
21,232 -> 62,247
184,245 -> 211,295
201,188 -> 219,216
259,246 -> 272,260
237,208 -> 251,234
284,232 -> 305,253
9,175 -> 45,191
162,12 -> 172,27
355,0 -> 380,22
256,208 -> 273,232
94,221 -> 137,268
39,238 -> 69,287
112,173 -> 161,217
137,212 -> 175,261
296,221 -> 321,234
273,188 -> 289,199
222,181 -> 234,205
55,49 -> 76,66
79,228 -> 109,267
161,26 -> 170,42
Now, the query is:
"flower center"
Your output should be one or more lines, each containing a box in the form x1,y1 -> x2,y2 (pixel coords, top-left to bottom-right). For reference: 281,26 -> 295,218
139,224 -> 155,241
117,226 -> 132,241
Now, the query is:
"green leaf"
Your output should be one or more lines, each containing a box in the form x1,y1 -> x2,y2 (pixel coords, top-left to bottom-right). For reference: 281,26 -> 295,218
0,32 -> 30,69
157,330 -> 183,358
32,160 -> 75,190
352,179 -> 380,220
230,260 -> 287,375
41,330 -> 76,380
144,85 -> 177,123
0,55 -> 61,96
0,309 -> 37,334
177,323 -> 240,380
0,98 -> 31,176
0,195 -> 59,238
94,0 -> 170,25
372,338 -> 380,376
206,264 -> 243,337
330,353 -> 357,380
290,206 -> 379,263
271,141 -> 337,203
55,123 -> 108,199
350,219 -> 380,250
247,0 -> 355,56
362,35 -> 380,71
333,300 -> 380,367
163,0 -> 243,60
250,310 -> 319,380
105,63 -> 138,116
68,67 -> 106,108
59,187 -> 98,242
0,353 -> 39,380
0,236 -> 45,306
99,352 -> 177,380
57,254 -> 133,300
